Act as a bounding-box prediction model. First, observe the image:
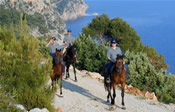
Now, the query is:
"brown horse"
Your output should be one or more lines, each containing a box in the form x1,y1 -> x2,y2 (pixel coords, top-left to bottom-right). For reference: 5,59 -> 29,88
51,49 -> 63,95
104,54 -> 127,109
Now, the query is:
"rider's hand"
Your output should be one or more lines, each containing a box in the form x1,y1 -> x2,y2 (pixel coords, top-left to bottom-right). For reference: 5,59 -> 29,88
123,61 -> 125,64
50,40 -> 53,43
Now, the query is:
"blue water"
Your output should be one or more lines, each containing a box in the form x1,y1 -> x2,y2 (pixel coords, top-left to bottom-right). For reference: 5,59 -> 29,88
66,0 -> 175,74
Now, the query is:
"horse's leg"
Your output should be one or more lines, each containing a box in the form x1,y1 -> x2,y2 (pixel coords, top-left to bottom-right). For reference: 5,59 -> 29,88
60,73 -> 62,95
65,64 -> 70,79
73,63 -> 77,81
107,86 -> 112,103
67,64 -> 70,78
111,84 -> 116,105
121,83 -> 126,109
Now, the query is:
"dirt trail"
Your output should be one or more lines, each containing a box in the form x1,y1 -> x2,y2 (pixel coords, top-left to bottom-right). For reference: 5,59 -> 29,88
53,67 -> 175,112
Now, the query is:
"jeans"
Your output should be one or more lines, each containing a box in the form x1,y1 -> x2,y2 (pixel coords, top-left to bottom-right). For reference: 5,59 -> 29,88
50,53 -> 55,65
105,61 -> 114,74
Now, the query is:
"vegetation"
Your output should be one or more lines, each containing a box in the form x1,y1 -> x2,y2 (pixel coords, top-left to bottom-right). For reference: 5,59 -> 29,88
74,34 -> 108,72
125,51 -> 175,104
82,14 -> 167,70
79,14 -> 175,104
0,5 -> 48,34
0,88 -> 24,112
0,17 -> 55,111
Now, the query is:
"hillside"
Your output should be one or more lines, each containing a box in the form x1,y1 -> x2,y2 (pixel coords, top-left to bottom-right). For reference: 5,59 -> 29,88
53,67 -> 175,112
0,0 -> 88,41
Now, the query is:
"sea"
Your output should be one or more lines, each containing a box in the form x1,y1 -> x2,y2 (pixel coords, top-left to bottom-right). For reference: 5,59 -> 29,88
66,0 -> 175,74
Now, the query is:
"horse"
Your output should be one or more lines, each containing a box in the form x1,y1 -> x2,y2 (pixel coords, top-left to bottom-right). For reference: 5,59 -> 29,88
104,54 -> 127,109
64,45 -> 77,81
50,49 -> 63,95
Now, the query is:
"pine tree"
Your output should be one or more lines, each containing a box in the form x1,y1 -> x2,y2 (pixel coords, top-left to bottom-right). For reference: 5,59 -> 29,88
74,34 -> 108,72
0,15 -> 54,111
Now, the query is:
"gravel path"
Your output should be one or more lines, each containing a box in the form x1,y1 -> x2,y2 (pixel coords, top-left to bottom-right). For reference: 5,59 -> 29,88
53,68 -> 175,112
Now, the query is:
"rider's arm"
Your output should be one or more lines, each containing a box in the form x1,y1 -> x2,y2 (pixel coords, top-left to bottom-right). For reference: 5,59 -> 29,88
63,37 -> 68,45
108,57 -> 112,61
46,40 -> 52,48
107,48 -> 112,61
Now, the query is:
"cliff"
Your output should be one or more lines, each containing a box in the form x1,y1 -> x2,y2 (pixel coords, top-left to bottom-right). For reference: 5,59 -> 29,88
0,0 -> 88,42
55,0 -> 88,21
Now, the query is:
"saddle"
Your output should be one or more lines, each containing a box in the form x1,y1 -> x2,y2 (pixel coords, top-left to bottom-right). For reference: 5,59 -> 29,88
110,64 -> 116,74
105,63 -> 116,74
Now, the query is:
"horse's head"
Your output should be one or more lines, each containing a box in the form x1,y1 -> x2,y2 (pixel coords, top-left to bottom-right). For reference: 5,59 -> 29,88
115,54 -> 124,74
55,48 -> 63,64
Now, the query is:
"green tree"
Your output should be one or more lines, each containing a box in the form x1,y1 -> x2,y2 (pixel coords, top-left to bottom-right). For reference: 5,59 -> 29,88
109,17 -> 141,52
74,34 -> 108,72
82,14 -> 110,38
0,17 -> 54,111
82,14 -> 167,70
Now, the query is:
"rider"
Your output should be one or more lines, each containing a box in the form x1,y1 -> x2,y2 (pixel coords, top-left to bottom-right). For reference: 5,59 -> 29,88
105,39 -> 122,83
46,37 -> 65,74
63,29 -> 75,55
46,37 -> 59,60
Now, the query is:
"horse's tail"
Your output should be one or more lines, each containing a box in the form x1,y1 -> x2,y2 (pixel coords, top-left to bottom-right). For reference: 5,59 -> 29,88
101,64 -> 111,91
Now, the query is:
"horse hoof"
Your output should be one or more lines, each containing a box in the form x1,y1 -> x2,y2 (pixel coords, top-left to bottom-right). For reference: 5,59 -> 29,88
75,79 -> 78,82
122,106 -> 126,110
107,99 -> 109,103
111,101 -> 115,105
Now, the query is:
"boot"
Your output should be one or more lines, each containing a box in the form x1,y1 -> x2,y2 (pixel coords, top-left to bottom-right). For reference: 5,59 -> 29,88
106,73 -> 111,83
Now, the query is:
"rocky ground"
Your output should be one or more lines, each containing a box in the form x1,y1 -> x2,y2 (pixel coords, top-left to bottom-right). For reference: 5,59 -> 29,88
53,67 -> 175,112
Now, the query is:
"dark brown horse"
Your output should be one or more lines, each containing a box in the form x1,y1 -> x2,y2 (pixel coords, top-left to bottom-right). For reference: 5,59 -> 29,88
64,45 -> 77,81
51,49 -> 63,95
104,54 -> 127,109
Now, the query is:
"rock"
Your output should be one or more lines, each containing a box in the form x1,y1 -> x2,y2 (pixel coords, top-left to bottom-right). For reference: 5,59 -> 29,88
145,91 -> 153,99
80,70 -> 89,75
29,108 -> 49,112
169,103 -> 175,107
99,76 -> 104,81
125,85 -> 144,97
89,72 -> 101,79
56,107 -> 63,112
29,108 -> 41,112
15,104 -> 26,111
152,93 -> 158,102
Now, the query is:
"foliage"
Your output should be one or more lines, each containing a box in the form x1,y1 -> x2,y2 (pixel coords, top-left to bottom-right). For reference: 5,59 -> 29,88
82,14 -> 167,70
0,88 -> 24,112
109,17 -> 141,52
125,51 -> 175,104
83,14 -> 110,38
0,5 -> 48,34
0,17 -> 55,111
74,34 -> 108,72
38,37 -> 50,58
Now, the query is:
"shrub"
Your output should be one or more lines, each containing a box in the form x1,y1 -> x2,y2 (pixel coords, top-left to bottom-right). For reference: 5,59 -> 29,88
125,51 -> 175,104
82,14 -> 167,71
0,18 -> 55,111
74,34 -> 108,73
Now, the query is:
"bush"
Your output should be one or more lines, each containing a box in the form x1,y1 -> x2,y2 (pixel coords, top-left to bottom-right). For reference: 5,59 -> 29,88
82,14 -> 167,70
0,18 -> 55,111
74,34 -> 108,72
125,51 -> 175,104
0,88 -> 24,112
